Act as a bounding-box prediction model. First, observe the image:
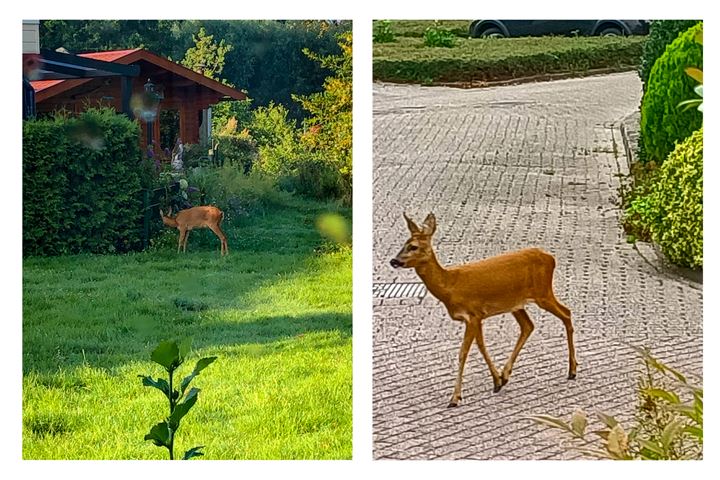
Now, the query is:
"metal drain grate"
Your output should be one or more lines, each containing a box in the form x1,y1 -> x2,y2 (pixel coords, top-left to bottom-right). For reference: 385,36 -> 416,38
373,282 -> 427,299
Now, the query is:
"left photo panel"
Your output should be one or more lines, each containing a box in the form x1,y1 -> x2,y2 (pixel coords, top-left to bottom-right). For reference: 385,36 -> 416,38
22,19 -> 352,460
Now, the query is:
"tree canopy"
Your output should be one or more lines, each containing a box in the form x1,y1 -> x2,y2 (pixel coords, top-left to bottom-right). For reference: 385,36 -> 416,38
39,20 -> 351,121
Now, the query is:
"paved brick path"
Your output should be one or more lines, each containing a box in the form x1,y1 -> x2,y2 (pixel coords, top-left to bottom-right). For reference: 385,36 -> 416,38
372,73 -> 703,460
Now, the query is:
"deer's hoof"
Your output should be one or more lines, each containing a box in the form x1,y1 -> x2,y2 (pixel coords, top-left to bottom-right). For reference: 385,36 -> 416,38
447,401 -> 459,408
493,384 -> 502,393
501,376 -> 509,386
568,373 -> 577,380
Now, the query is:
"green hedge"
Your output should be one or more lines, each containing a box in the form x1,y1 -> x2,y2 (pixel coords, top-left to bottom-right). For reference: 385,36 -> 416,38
23,109 -> 144,256
638,20 -> 700,91
627,128 -> 703,268
373,35 -> 646,84
640,22 -> 703,164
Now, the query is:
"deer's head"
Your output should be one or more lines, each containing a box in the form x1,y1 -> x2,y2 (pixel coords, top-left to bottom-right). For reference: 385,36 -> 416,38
390,212 -> 436,269
159,207 -> 177,228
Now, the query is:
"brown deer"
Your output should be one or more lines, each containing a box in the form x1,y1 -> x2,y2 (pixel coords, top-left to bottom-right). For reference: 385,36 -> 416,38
390,213 -> 576,407
160,206 -> 228,256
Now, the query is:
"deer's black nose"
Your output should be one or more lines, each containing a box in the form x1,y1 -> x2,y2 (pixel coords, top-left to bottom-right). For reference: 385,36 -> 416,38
390,258 -> 402,268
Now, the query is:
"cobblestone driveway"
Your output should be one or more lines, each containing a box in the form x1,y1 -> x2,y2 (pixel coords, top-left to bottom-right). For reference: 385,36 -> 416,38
372,73 -> 703,460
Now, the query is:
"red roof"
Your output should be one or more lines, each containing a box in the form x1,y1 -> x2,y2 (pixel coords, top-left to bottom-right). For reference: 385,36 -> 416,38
31,48 -> 245,101
31,49 -> 142,93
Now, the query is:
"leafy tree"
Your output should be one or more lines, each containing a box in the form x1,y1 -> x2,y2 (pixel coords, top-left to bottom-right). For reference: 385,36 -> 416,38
181,27 -> 232,83
294,32 -> 353,198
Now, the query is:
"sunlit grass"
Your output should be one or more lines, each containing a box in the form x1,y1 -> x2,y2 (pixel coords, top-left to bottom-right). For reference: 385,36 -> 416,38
22,200 -> 352,459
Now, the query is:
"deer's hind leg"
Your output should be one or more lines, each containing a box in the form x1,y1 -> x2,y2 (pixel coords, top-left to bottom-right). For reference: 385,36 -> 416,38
500,309 -> 535,386
208,223 -> 228,256
536,292 -> 577,380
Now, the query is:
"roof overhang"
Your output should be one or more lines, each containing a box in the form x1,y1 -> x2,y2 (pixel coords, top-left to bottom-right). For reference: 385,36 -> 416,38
34,49 -> 140,80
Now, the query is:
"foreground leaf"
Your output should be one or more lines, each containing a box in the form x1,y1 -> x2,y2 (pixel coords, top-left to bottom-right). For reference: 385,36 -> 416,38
180,356 -> 218,395
151,341 -> 181,371
183,446 -> 205,460
144,421 -> 171,448
527,415 -> 576,436
570,410 -> 587,437
167,387 -> 199,430
139,375 -> 171,398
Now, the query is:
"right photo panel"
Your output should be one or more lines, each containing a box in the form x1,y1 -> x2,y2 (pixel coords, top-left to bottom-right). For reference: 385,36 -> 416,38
372,20 -> 703,460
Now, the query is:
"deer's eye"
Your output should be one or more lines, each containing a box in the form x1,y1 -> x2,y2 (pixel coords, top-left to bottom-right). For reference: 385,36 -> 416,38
407,245 -> 418,251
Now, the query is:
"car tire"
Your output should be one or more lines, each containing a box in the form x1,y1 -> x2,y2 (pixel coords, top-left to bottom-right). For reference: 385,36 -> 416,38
480,27 -> 505,38
598,26 -> 623,36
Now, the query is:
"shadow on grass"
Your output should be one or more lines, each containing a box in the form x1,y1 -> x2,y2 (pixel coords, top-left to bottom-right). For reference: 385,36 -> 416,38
23,310 -> 351,376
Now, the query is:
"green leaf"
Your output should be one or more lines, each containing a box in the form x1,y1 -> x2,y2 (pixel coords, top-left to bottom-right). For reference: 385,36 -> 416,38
637,438 -> 664,457
570,409 -> 587,437
177,338 -> 192,362
596,412 -> 618,428
526,415 -> 576,436
684,426 -> 703,441
180,356 -> 217,395
168,387 -> 200,430
144,421 -> 171,448
661,418 -> 685,451
151,340 -> 181,371
138,375 -> 171,398
183,446 -> 205,460
644,387 -> 680,404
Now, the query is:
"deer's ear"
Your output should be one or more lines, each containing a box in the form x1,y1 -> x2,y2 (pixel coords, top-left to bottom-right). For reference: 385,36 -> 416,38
422,213 -> 436,236
403,212 -> 421,234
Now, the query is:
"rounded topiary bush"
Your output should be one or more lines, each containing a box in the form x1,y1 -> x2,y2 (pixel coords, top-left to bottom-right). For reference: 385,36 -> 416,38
630,127 -> 703,268
640,22 -> 702,164
638,20 -> 700,90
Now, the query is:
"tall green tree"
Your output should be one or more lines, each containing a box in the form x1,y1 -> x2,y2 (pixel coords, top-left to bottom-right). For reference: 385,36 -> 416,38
294,32 -> 352,193
181,27 -> 232,83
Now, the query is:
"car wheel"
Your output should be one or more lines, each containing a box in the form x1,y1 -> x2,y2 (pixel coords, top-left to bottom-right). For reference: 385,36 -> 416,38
599,27 -> 623,36
481,27 -> 505,38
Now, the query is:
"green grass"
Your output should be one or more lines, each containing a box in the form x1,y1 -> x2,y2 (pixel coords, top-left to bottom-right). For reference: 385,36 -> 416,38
374,23 -> 646,84
22,197 -> 352,459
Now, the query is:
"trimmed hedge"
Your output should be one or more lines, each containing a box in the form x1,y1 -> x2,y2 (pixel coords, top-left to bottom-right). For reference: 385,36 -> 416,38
627,128 -> 703,268
638,20 -> 700,91
640,22 -> 703,164
23,109 -> 144,256
374,35 -> 646,84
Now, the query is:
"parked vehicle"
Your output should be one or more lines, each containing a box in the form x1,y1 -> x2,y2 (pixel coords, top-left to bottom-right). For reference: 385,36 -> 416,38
469,20 -> 649,38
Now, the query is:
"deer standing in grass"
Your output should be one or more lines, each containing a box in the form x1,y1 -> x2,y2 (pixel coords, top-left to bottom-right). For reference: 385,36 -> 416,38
160,206 -> 228,256
390,213 -> 576,407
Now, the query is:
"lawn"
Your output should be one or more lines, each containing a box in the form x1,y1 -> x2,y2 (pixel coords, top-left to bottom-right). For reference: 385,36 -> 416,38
374,20 -> 646,84
22,197 -> 352,460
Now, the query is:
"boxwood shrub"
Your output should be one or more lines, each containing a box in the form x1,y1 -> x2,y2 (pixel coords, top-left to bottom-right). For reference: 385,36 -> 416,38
640,22 -> 702,164
627,127 -> 703,268
23,108 -> 144,256
638,20 -> 700,91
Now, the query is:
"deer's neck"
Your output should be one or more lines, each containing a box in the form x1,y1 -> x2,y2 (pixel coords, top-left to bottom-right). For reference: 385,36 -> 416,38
415,251 -> 451,302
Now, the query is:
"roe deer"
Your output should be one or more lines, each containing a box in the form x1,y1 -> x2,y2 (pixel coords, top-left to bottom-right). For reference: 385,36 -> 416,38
160,206 -> 228,256
390,213 -> 576,407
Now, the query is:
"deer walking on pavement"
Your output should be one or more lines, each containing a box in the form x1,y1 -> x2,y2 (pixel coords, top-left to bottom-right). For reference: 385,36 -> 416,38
390,213 -> 576,407
160,206 -> 228,256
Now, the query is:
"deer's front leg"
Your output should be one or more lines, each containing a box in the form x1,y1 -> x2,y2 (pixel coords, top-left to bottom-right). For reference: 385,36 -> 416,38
449,320 -> 477,408
474,319 -> 502,392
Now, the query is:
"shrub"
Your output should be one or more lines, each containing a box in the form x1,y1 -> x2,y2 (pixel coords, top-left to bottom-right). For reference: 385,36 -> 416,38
373,35 -> 646,84
373,20 -> 396,43
628,128 -> 702,268
528,347 -> 702,460
640,22 -> 703,164
277,155 -> 345,201
638,20 -> 700,91
423,23 -> 456,48
216,119 -> 258,173
23,108 -> 144,256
